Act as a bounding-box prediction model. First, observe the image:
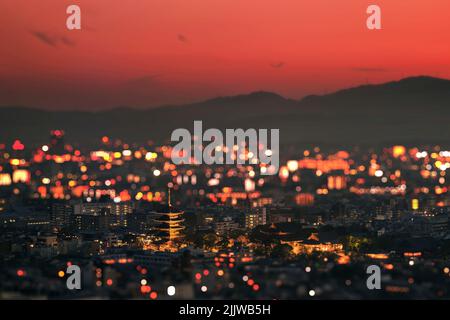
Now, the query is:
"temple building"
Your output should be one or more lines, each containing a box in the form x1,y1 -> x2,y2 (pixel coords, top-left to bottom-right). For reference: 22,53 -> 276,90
253,222 -> 343,255
151,190 -> 185,252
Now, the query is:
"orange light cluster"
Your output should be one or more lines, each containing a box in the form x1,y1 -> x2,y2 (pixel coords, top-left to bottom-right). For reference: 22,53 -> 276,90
297,158 -> 350,173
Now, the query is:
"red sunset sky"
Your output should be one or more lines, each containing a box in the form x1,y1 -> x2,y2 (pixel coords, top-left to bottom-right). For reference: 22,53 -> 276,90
1,0 -> 449,110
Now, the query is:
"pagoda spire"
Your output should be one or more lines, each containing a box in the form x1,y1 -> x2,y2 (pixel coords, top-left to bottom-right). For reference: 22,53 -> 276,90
168,187 -> 172,211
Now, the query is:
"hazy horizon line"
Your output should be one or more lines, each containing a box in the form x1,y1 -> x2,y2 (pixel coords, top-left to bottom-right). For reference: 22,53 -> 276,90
0,74 -> 447,113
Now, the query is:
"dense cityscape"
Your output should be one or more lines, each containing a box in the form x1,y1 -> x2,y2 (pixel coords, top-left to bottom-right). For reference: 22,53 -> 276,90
1,130 -> 450,299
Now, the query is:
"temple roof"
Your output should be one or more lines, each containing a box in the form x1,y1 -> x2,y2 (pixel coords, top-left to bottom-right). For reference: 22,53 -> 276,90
253,223 -> 340,243
152,205 -> 183,214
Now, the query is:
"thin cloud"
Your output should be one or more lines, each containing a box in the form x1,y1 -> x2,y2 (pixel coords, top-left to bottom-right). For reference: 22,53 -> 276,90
177,34 -> 189,43
60,36 -> 76,47
270,62 -> 285,69
30,31 -> 58,47
30,30 -> 76,48
125,74 -> 163,88
351,67 -> 389,73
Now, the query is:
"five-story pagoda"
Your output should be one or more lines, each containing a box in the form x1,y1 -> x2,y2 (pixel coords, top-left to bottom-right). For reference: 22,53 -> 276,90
153,189 -> 185,243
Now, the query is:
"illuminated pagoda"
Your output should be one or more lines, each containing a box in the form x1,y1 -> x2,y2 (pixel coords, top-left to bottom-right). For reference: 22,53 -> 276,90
152,189 -> 185,251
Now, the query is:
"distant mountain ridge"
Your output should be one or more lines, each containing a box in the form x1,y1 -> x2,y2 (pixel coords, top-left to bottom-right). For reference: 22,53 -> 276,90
1,76 -> 449,148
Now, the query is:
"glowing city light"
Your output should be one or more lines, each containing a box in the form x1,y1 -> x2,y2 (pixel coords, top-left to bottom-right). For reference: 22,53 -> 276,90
167,286 -> 176,296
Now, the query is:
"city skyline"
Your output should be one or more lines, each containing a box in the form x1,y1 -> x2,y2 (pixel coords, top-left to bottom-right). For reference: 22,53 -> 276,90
1,128 -> 450,300
1,0 -> 450,307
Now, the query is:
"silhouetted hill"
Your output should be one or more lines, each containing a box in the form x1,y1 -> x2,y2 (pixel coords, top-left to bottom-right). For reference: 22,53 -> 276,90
0,76 -> 449,148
